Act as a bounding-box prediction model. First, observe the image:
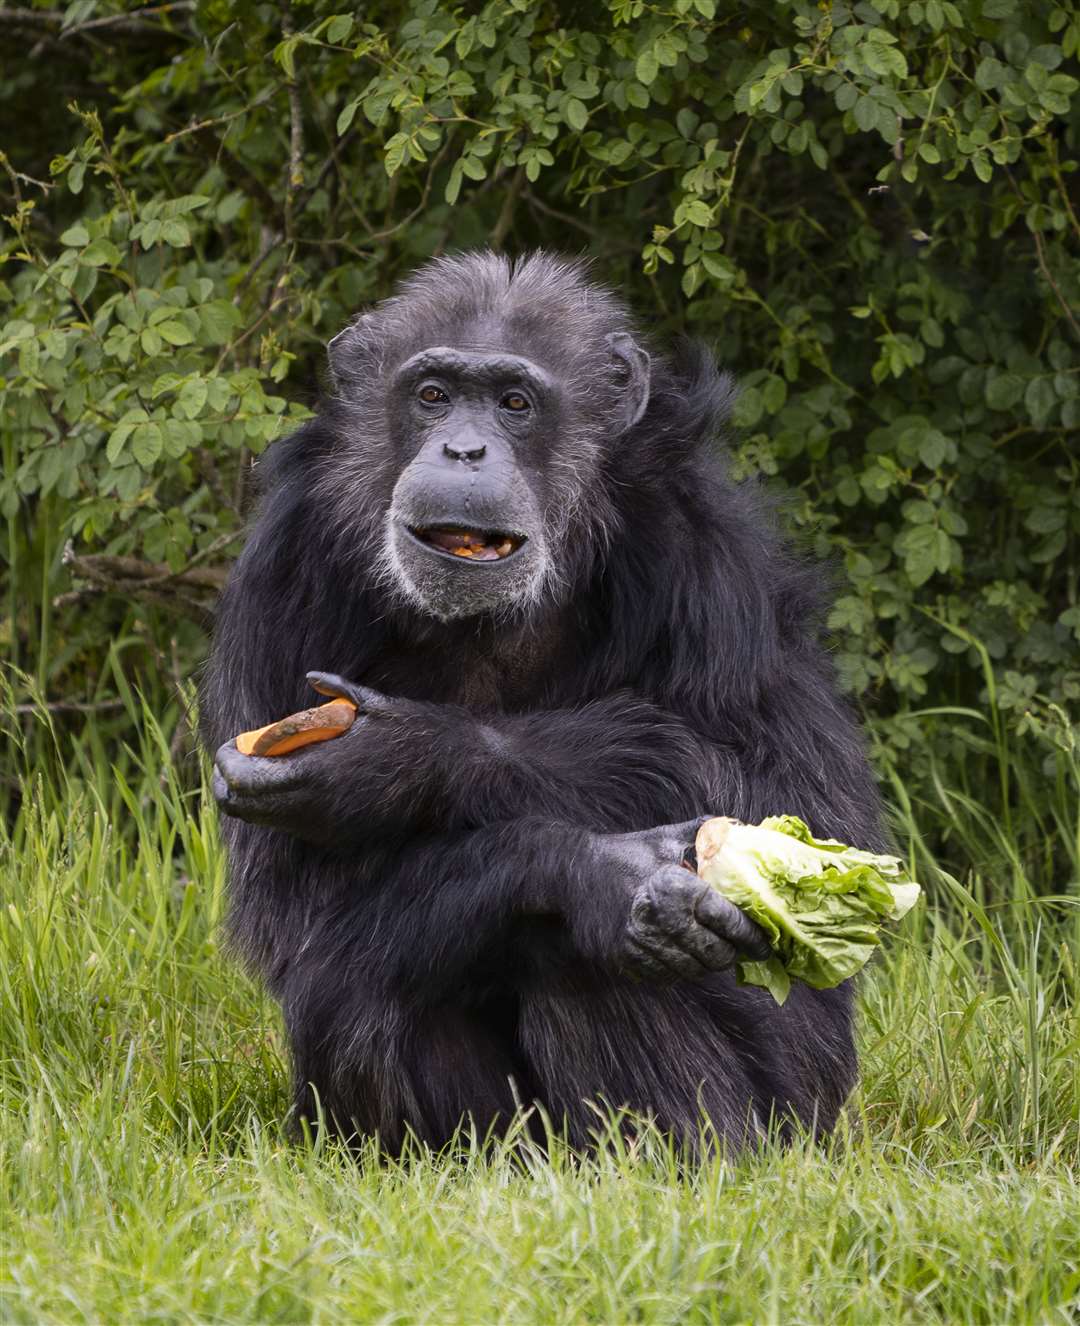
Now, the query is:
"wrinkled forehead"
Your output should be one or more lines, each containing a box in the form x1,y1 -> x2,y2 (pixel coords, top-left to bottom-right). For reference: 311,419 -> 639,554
394,346 -> 555,395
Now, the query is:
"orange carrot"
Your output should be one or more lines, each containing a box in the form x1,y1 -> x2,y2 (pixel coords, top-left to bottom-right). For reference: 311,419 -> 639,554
235,698 -> 357,757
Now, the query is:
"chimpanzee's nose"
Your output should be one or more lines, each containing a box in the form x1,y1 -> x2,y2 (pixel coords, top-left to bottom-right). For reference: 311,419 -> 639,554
443,439 -> 486,463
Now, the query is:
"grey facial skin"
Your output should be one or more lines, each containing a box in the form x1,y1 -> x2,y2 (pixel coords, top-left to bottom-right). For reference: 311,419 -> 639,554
382,346 -> 554,621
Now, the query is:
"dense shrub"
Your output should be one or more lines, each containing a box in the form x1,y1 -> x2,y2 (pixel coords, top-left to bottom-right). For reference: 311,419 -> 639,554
2,0 -> 1077,746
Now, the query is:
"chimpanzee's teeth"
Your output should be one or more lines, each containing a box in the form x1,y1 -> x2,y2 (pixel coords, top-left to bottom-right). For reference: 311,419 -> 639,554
413,526 -> 523,559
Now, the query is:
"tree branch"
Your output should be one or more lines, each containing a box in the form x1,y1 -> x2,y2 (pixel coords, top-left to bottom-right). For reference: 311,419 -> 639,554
56,536 -> 241,622
0,3 -> 194,40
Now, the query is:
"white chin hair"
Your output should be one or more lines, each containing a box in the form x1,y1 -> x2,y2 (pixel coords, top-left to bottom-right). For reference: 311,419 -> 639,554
378,525 -> 548,622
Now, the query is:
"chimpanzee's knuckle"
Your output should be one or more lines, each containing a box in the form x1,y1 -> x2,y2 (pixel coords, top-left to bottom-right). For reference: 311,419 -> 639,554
699,935 -> 737,973
211,767 -> 232,805
630,886 -> 659,926
623,938 -> 687,985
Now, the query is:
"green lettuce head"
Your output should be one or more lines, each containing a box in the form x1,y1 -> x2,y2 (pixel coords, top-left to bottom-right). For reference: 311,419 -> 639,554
695,816 -> 921,1005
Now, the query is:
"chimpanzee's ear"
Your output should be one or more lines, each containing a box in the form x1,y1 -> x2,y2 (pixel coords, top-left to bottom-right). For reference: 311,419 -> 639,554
606,331 -> 651,432
327,313 -> 375,391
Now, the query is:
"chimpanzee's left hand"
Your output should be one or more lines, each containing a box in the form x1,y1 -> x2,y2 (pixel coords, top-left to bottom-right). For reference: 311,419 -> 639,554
212,672 -> 424,843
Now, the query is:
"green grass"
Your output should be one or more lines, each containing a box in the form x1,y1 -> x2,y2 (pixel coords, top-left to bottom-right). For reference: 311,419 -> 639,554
2,694 -> 1078,1325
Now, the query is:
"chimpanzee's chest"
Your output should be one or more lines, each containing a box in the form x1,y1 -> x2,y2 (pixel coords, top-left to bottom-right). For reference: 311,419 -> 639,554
359,616 -> 582,712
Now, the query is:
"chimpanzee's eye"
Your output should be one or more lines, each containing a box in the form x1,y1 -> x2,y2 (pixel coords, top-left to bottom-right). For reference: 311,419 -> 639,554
419,385 -> 448,405
501,393 -> 530,413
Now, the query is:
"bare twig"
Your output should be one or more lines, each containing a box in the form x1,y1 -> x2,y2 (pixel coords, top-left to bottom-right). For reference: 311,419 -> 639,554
0,3 -> 194,39
53,584 -> 214,620
1002,163 -> 1080,342
233,226 -> 285,305
62,542 -> 234,592
523,188 -> 603,239
1032,225 -> 1080,342
281,8 -> 305,243
0,150 -> 51,203
362,139 -> 453,247
57,539 -> 239,621
14,698 -> 127,715
490,166 -> 525,250
164,87 -> 279,144
66,2 -> 194,35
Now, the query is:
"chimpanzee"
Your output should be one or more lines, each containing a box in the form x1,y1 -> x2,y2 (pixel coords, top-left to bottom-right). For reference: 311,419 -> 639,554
202,251 -> 883,1155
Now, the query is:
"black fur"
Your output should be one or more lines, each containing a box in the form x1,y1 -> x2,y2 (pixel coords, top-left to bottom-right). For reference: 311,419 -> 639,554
201,252 -> 883,1155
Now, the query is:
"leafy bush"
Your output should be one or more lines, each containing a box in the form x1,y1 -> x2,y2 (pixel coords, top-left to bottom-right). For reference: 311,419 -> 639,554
2,0 -> 1077,741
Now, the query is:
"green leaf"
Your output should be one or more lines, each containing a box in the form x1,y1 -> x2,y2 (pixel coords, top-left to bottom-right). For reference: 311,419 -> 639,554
161,219 -> 191,247
131,421 -> 163,468
733,386 -> 763,427
636,50 -> 659,86
1031,530 -> 1066,564
835,83 -> 858,112
337,98 -> 360,136
899,523 -> 951,586
81,238 -> 122,266
701,252 -> 735,284
163,417 -> 200,458
1025,377 -> 1056,427
680,198 -> 713,227
854,96 -> 877,133
106,424 -> 133,463
176,378 -> 208,419
972,153 -> 993,183
326,14 -> 354,43
157,321 -> 195,347
445,160 -> 464,205
384,133 -> 408,177
676,107 -> 699,139
198,301 -> 240,345
682,261 -> 703,298
762,376 -> 787,413
863,43 -> 908,80
60,225 -> 89,247
918,429 -> 948,469
565,97 -> 588,131
986,371 -> 1025,411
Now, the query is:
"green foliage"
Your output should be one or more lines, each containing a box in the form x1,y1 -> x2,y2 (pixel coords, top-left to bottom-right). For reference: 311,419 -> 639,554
1,0 -> 1078,739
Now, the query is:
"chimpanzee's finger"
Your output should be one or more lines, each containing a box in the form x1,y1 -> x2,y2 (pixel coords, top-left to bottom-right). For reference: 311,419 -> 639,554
212,763 -> 303,825
637,818 -> 711,864
631,867 -> 740,970
306,672 -> 389,711
694,888 -> 773,960
214,739 -> 310,795
624,927 -> 707,984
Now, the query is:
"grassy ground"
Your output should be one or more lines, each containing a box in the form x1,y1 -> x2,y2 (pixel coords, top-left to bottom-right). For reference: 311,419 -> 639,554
2,693 -> 1078,1325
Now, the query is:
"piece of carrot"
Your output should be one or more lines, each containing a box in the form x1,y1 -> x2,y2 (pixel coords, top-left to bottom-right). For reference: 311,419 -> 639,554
235,698 -> 357,757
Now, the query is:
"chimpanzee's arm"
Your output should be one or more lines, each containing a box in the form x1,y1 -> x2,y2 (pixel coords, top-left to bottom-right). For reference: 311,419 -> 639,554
278,815 -> 772,996
214,684 -> 710,836
213,667 -> 884,850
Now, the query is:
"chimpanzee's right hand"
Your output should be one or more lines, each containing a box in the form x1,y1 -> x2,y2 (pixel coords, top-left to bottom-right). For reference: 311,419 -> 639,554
593,821 -> 772,983
211,672 -> 433,844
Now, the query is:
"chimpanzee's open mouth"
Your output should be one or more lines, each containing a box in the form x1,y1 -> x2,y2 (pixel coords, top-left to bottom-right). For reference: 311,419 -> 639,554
407,525 -> 526,562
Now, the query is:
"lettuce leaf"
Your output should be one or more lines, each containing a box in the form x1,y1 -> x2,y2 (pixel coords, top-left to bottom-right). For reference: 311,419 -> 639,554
695,816 -> 921,1005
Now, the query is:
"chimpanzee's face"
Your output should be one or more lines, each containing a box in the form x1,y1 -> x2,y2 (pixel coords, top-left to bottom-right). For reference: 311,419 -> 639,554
382,346 -> 559,621
325,261 -> 651,623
